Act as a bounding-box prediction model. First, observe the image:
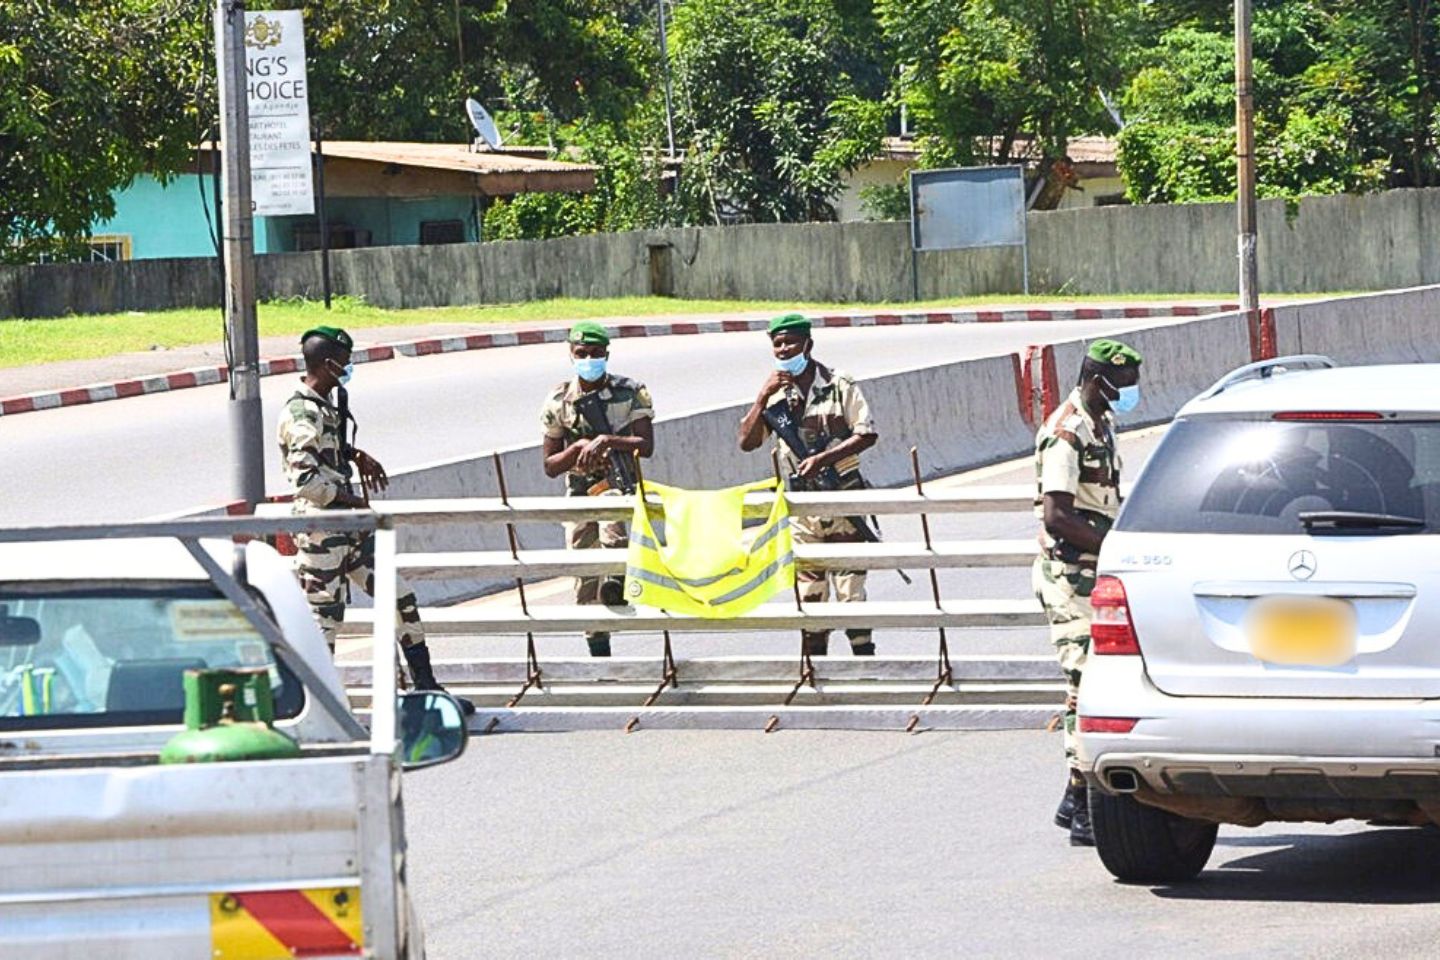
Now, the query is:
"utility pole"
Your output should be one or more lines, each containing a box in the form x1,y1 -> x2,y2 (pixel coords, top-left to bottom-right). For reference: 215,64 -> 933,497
214,0 -> 265,511
1235,0 -> 1260,323
656,0 -> 676,158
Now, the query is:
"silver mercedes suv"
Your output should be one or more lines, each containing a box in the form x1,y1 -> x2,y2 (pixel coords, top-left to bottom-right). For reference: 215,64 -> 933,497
1078,356 -> 1440,883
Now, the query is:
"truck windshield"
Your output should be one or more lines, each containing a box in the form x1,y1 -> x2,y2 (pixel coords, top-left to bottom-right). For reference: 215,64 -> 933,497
0,584 -> 302,729
1117,418 -> 1440,535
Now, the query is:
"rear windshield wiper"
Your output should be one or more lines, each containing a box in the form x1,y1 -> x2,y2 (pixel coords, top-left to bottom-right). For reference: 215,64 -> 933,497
1299,511 -> 1427,532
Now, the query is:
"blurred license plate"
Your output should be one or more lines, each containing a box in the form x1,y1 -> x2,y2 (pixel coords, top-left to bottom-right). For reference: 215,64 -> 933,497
1248,596 -> 1356,667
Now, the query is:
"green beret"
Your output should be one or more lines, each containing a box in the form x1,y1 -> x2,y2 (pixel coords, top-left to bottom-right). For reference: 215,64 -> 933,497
1087,339 -> 1142,368
300,326 -> 353,350
767,313 -> 812,337
568,321 -> 610,346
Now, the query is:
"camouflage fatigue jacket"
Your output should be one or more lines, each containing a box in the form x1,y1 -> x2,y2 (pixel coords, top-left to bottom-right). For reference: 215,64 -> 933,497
1033,387 -> 1121,562
540,374 -> 654,494
277,383 -> 352,512
762,363 -> 875,481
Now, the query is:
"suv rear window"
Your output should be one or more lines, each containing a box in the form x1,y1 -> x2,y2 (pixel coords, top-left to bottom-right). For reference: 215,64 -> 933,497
1117,418 -> 1440,535
0,584 -> 303,729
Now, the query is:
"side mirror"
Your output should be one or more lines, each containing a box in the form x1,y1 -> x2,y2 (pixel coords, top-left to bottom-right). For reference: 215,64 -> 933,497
397,691 -> 468,771
0,615 -> 41,647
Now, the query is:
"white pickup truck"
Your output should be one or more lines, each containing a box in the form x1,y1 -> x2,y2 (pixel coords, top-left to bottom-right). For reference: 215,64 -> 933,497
0,513 -> 462,959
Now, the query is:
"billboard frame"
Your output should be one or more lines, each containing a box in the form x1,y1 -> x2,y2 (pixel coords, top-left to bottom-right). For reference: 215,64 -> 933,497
908,165 -> 1029,297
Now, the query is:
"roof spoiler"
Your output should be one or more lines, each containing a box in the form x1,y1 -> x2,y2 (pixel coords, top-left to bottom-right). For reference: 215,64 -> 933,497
1196,355 -> 1337,402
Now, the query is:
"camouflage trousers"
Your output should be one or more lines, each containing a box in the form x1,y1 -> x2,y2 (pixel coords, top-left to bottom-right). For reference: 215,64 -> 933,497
565,515 -> 627,645
294,529 -> 424,650
1033,555 -> 1096,771
794,515 -> 870,651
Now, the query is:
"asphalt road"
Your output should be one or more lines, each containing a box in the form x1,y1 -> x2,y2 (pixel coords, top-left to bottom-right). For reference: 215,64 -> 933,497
2,318 -> 1157,525
403,728 -> 1440,959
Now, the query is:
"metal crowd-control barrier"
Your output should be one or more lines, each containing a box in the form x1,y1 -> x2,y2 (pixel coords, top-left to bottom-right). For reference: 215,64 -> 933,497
330,453 -> 1065,734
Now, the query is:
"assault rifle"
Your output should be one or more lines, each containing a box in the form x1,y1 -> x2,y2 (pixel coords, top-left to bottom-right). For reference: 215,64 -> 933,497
761,399 -> 910,583
573,391 -> 637,495
335,385 -> 365,503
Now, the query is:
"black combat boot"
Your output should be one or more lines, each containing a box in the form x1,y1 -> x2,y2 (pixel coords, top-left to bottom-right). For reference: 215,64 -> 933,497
1054,774 -> 1086,829
586,632 -> 613,657
847,630 -> 875,656
402,642 -> 476,716
1069,788 -> 1095,847
802,631 -> 829,657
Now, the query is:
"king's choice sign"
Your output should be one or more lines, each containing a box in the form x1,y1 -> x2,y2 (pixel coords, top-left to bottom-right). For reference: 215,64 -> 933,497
243,11 -> 314,217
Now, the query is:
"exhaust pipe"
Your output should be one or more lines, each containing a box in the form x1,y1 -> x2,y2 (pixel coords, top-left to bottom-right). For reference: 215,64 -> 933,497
1106,768 -> 1141,793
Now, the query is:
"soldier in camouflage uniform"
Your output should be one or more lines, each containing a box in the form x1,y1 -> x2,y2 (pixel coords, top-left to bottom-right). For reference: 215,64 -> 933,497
1034,338 -> 1143,846
277,326 -> 472,713
739,314 -> 879,656
540,321 -> 655,657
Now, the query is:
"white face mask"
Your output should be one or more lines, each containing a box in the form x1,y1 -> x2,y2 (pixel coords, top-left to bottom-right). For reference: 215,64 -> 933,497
573,356 -> 607,382
775,352 -> 809,376
1101,376 -> 1139,413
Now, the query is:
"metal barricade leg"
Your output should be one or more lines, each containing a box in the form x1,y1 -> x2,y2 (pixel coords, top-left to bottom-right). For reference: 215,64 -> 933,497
907,447 -> 953,734
483,454 -> 545,735
768,577 -> 817,733
625,630 -> 679,733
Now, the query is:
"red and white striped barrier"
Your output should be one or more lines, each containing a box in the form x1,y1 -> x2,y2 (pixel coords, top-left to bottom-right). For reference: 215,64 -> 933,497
0,302 -> 1233,418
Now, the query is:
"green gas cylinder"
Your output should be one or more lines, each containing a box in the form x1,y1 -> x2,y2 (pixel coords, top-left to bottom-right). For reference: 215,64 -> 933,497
160,667 -> 300,764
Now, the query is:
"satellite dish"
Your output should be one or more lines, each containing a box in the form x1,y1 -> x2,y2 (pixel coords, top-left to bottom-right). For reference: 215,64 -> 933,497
465,98 -> 503,150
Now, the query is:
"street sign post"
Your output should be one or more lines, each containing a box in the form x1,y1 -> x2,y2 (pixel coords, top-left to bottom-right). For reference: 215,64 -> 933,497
1235,0 -> 1260,328
213,0 -> 264,511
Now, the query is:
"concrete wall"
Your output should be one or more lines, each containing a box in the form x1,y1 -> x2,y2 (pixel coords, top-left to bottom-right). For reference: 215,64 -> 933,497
0,256 -> 223,319
1273,285 -> 1440,364
10,188 -> 1440,318
1029,189 -> 1440,295
1048,311 -> 1255,432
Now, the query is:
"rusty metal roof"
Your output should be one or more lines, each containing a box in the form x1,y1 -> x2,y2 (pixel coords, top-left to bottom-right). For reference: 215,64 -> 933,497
198,141 -> 596,196
317,141 -> 598,177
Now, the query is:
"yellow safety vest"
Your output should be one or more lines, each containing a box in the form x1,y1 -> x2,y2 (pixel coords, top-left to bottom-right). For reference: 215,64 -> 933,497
20,666 -> 55,716
625,478 -> 794,618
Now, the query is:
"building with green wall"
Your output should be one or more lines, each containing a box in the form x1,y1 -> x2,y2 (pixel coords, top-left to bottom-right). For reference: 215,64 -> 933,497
84,142 -> 595,262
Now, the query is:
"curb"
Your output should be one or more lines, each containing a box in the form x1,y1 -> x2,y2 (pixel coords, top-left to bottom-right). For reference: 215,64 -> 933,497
0,302 -> 1233,418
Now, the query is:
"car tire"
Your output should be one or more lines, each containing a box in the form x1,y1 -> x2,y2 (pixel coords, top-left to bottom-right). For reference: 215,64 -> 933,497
1089,786 -> 1217,884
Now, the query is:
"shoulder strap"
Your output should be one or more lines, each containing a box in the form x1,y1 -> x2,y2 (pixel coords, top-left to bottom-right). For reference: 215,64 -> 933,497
288,390 -> 334,414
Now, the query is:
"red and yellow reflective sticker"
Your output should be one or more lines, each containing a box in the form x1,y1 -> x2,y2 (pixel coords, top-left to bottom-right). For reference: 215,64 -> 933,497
210,886 -> 363,959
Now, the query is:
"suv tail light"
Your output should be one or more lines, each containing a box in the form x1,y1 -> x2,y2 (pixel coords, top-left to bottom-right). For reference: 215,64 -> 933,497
1091,575 -> 1141,655
1078,717 -> 1139,734
1273,411 -> 1383,421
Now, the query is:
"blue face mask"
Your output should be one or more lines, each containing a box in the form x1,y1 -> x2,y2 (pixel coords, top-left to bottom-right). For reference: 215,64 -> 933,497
337,362 -> 353,386
1104,377 -> 1140,414
574,356 -> 607,382
775,352 -> 809,376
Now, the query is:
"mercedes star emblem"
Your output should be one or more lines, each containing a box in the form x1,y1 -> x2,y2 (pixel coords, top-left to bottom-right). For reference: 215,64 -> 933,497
1288,550 -> 1317,581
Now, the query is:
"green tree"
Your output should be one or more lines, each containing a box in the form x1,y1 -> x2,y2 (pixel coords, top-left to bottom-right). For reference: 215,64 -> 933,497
483,104 -> 689,241
1116,4 -> 1394,204
0,0 -> 211,264
878,0 -> 1138,177
668,0 -> 891,223
287,0 -> 652,142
